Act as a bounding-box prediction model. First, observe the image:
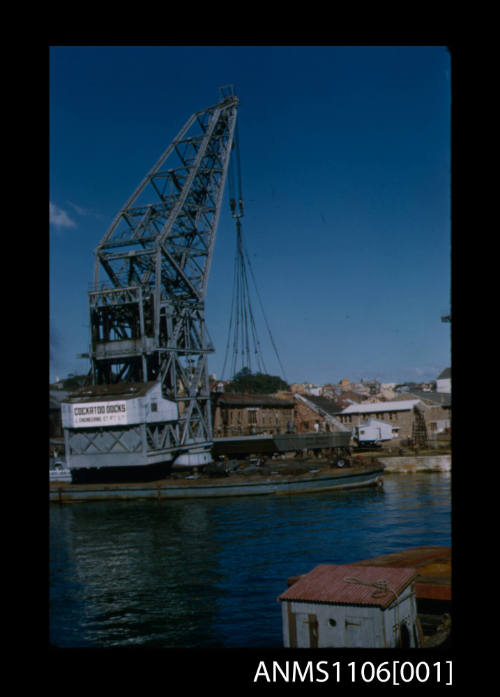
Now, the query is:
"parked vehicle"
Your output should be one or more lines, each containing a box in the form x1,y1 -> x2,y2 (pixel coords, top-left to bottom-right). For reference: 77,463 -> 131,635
353,418 -> 393,448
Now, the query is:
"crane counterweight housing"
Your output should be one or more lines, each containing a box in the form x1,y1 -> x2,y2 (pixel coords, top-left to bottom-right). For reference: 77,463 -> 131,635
62,92 -> 240,482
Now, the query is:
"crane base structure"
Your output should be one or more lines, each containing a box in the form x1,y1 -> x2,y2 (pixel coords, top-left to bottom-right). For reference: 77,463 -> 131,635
61,91 -> 239,481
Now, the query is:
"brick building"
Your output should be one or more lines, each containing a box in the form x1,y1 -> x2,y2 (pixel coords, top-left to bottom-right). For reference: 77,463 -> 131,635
293,394 -> 349,434
403,390 -> 451,437
337,398 -> 451,444
337,400 -> 422,442
212,392 -> 295,437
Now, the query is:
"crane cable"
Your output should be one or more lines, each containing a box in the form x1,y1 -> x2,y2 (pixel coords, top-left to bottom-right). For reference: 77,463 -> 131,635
221,125 -> 287,383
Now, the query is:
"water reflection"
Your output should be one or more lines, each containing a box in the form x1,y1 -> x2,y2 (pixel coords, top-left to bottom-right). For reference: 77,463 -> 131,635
50,472 -> 451,648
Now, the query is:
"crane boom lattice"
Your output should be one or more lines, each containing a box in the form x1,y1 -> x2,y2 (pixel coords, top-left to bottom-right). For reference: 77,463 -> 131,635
62,92 -> 239,477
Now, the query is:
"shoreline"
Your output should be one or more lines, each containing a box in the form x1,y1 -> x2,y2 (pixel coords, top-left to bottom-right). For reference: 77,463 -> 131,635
378,454 -> 451,473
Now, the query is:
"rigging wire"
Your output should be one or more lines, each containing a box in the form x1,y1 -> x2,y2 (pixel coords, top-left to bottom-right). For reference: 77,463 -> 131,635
221,124 -> 287,383
240,237 -> 288,384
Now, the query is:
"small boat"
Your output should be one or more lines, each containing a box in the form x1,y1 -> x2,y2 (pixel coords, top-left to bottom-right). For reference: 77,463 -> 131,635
49,458 -> 72,482
49,460 -> 384,503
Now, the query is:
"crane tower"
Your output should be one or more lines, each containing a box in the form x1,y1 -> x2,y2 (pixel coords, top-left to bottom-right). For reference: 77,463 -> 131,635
61,90 -> 239,481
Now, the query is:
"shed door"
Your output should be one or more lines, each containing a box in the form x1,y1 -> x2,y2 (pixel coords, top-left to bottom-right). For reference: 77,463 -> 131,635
295,612 -> 319,648
344,615 -> 376,648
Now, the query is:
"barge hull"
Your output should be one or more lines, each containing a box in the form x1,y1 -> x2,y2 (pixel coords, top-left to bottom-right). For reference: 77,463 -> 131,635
50,465 -> 384,503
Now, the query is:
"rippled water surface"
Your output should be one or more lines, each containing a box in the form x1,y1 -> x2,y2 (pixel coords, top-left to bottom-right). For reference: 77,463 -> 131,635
49,472 -> 451,648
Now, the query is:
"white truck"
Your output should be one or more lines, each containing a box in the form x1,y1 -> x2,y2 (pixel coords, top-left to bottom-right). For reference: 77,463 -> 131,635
353,418 -> 393,448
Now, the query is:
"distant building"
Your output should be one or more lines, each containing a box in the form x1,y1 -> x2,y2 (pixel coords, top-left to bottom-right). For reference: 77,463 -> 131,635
321,384 -> 339,399
289,383 -> 307,394
380,383 -> 397,400
288,383 -> 323,397
336,391 -> 366,409
293,394 -> 349,434
337,400 -> 422,442
339,378 -> 351,392
436,367 -> 451,394
338,398 -> 450,443
211,392 -> 295,437
402,389 -> 451,437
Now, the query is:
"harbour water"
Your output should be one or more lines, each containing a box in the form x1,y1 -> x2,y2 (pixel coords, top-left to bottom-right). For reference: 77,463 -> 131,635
49,471 -> 451,648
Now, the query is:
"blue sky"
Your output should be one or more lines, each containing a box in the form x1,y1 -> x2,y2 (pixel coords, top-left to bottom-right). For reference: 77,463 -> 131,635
50,45 -> 451,386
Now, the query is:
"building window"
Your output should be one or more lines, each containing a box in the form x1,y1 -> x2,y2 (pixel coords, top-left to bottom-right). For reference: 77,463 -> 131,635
248,409 -> 257,425
151,402 -> 158,412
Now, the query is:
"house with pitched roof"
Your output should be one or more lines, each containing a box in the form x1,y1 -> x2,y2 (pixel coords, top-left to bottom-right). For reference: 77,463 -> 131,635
436,367 -> 451,394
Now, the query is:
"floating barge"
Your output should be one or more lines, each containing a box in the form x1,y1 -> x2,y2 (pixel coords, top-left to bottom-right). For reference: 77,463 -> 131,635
49,461 -> 384,503
350,545 -> 451,605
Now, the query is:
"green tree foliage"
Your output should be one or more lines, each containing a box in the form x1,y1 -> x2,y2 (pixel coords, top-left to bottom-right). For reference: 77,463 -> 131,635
61,373 -> 88,390
226,368 -> 289,394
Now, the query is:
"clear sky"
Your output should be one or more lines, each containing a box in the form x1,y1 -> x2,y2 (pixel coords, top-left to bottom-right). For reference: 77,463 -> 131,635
49,45 -> 451,386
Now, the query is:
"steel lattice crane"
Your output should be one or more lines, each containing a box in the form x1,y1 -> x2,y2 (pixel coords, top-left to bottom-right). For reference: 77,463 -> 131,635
62,88 -> 240,479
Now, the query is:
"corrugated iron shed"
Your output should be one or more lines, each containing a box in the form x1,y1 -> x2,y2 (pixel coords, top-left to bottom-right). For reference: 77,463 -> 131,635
278,564 -> 417,610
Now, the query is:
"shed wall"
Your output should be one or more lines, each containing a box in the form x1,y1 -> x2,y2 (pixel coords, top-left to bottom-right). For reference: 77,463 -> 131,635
281,587 -> 417,648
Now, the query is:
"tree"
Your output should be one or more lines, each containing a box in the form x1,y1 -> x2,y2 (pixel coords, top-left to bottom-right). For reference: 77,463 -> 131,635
61,373 -> 88,390
225,369 -> 289,394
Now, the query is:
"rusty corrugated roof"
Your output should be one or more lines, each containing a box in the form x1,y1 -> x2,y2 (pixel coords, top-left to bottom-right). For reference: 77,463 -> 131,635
65,381 -> 158,402
278,564 -> 417,609
214,392 -> 295,408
